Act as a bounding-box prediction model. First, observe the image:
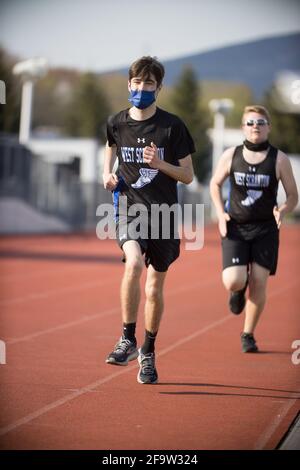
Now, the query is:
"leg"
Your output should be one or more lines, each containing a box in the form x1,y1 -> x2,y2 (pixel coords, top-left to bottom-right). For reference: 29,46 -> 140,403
106,240 -> 143,366
222,265 -> 248,292
137,265 -> 167,385
244,224 -> 278,332
243,262 -> 270,334
144,265 -> 167,334
240,262 -> 269,353
120,240 -> 144,324
240,225 -> 279,352
221,235 -> 250,314
223,265 -> 248,315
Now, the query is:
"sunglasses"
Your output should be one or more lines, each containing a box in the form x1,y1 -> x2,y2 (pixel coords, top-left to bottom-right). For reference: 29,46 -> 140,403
244,119 -> 269,127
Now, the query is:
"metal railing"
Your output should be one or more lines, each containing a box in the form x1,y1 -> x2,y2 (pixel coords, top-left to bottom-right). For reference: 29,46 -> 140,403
0,134 -> 112,230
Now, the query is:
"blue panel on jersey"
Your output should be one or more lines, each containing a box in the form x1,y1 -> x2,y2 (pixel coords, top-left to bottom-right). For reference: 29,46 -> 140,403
225,180 -> 231,213
112,176 -> 125,222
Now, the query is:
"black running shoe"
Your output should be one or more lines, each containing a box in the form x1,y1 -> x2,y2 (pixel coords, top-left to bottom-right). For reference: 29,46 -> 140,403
229,280 -> 248,315
106,337 -> 138,366
137,349 -> 158,384
241,332 -> 258,353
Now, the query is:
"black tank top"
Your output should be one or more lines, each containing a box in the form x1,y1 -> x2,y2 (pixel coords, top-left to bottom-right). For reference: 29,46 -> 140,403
227,144 -> 278,223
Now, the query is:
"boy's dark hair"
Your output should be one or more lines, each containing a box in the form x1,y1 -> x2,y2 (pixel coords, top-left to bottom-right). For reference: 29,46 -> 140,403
129,56 -> 165,87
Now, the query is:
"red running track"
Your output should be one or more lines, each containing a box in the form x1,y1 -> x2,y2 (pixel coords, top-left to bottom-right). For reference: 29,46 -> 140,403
0,224 -> 299,450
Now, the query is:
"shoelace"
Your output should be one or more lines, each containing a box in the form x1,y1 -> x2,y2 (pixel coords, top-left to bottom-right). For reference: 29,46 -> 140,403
140,354 -> 155,375
115,338 -> 132,353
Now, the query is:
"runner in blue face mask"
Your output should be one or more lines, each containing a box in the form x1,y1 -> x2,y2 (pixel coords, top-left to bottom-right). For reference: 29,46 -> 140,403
128,89 -> 156,109
102,56 -> 196,384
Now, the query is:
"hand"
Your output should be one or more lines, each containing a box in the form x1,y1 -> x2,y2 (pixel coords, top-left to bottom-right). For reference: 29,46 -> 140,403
103,173 -> 118,190
218,212 -> 230,237
143,142 -> 161,169
273,205 -> 283,228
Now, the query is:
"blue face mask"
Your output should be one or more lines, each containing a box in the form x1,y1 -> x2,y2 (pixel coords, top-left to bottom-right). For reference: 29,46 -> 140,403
128,89 -> 156,109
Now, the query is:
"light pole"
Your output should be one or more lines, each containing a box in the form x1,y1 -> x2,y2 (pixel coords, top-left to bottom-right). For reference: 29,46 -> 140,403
13,57 -> 48,144
209,98 -> 234,221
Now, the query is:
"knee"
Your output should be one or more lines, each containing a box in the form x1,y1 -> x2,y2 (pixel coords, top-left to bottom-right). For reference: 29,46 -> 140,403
125,257 -> 143,279
248,277 -> 266,301
222,273 -> 246,292
145,283 -> 163,303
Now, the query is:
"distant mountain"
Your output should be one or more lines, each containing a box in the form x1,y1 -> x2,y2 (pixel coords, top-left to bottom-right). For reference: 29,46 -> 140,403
114,33 -> 300,98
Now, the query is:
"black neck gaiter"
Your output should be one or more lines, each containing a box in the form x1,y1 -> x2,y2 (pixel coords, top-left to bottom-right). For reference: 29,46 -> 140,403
243,139 -> 269,152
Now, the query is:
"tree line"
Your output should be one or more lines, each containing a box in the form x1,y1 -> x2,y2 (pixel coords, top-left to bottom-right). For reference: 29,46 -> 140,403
1,47 -> 299,183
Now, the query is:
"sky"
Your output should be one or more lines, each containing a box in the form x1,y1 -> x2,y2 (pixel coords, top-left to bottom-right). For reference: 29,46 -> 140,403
0,0 -> 300,73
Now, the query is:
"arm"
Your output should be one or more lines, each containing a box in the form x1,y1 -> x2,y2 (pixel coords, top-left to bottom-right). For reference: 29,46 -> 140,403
274,151 -> 299,227
209,147 -> 235,236
143,142 -> 194,184
102,142 -> 118,190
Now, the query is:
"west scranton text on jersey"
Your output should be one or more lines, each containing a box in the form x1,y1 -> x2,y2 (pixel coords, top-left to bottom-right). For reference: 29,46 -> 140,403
121,146 -> 165,163
234,172 -> 270,188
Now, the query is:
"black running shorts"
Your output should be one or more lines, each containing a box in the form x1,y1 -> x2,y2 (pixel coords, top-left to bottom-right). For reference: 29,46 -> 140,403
222,219 -> 279,275
116,215 -> 180,272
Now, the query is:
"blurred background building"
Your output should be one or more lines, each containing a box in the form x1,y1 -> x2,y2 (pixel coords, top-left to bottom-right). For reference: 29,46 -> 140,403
0,0 -> 299,234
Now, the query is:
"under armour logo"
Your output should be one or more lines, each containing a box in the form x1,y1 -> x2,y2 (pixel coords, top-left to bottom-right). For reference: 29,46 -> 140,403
137,138 -> 145,144
248,166 -> 256,172
232,257 -> 240,264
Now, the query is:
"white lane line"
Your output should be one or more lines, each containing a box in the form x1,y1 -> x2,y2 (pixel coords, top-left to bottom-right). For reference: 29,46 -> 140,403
0,263 -> 104,283
0,314 -> 231,437
4,276 -> 299,346
254,398 -> 299,449
5,276 -> 220,344
267,279 -> 300,299
1,274 -> 298,437
0,265 -> 193,306
6,307 -> 120,345
250,279 -> 300,450
0,277 -> 119,307
0,246 -> 213,302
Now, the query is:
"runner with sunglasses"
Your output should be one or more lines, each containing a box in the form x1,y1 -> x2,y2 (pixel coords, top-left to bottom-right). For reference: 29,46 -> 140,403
210,105 -> 298,352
